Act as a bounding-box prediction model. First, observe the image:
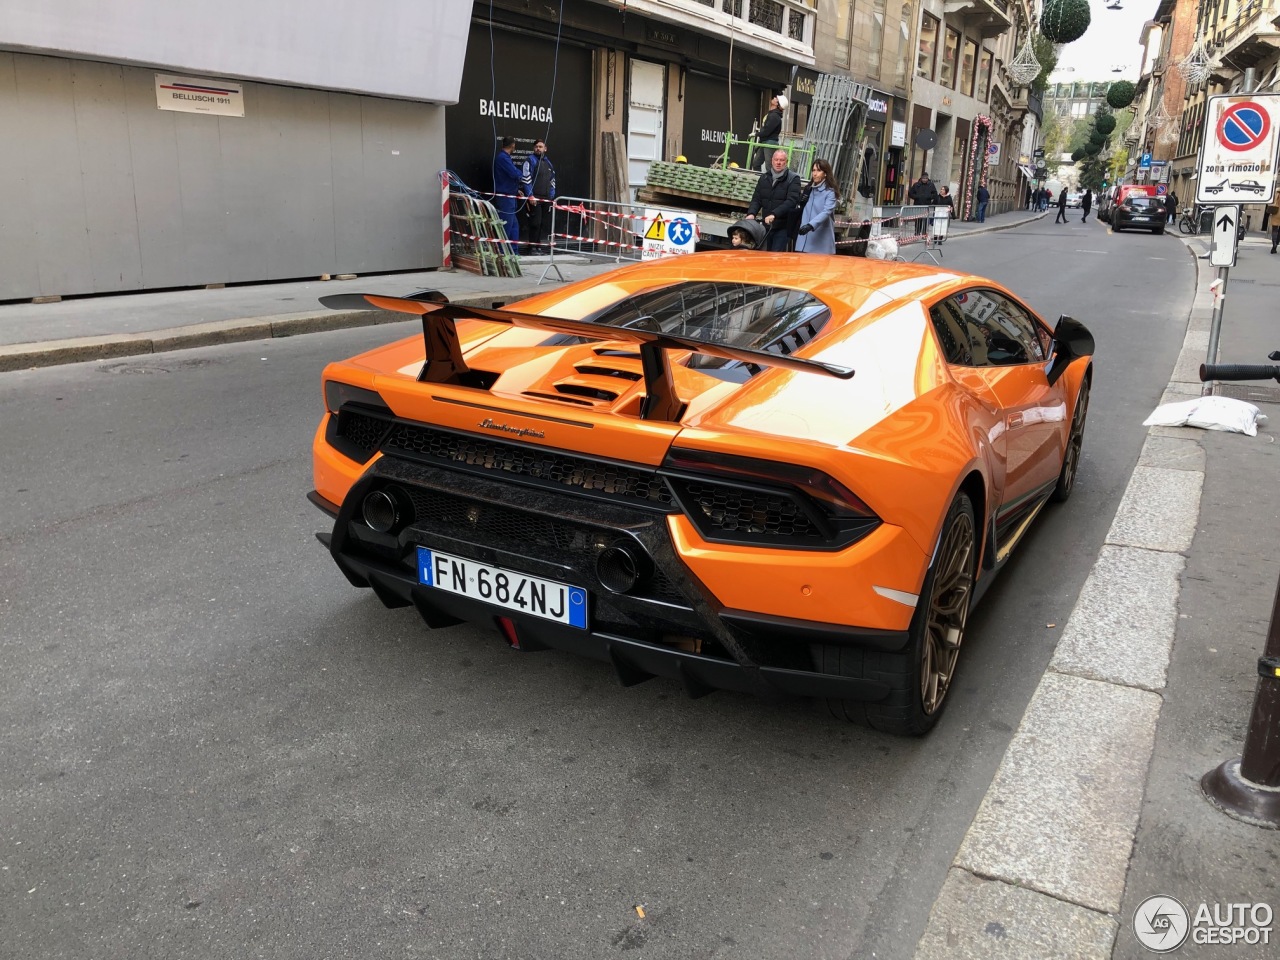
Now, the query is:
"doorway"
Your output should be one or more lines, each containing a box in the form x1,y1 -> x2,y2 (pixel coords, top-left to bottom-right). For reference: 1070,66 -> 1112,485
627,60 -> 666,200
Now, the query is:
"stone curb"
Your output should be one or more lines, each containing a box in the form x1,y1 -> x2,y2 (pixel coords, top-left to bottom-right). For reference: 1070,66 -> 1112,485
947,211 -> 1049,240
0,294 -> 534,374
912,234 -> 1214,959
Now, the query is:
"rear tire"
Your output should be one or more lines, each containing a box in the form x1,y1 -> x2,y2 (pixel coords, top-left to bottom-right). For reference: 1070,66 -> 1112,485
1052,375 -> 1090,503
816,493 -> 977,736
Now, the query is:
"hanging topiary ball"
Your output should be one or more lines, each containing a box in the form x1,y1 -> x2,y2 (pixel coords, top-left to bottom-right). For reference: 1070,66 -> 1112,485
1083,140 -> 1102,157
1071,148 -> 1085,162
1041,0 -> 1091,45
1107,80 -> 1136,110
1094,113 -> 1116,136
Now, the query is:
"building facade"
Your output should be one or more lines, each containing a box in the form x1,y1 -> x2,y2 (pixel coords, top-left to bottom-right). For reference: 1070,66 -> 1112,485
905,0 -> 1035,218
446,0 -> 815,205
0,0 -> 471,300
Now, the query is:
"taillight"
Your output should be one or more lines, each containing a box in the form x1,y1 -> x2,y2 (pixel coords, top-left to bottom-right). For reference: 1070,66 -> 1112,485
661,447 -> 875,518
324,380 -> 386,415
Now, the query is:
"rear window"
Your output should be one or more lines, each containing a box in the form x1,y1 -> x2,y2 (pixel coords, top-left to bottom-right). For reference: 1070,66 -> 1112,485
560,281 -> 833,371
1125,196 -> 1159,209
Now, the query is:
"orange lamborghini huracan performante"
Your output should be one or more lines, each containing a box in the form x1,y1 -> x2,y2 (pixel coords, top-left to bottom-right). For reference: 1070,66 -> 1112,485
309,253 -> 1093,735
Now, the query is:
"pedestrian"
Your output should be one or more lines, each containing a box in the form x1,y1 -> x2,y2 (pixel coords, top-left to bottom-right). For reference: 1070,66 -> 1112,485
1269,201 -> 1280,254
938,185 -> 955,218
1165,190 -> 1179,225
795,158 -> 839,254
745,149 -> 803,251
1039,187 -> 1049,211
520,139 -> 556,253
1081,188 -> 1093,223
752,94 -> 786,171
907,172 -> 939,206
976,182 -> 990,223
491,136 -> 522,248
1055,187 -> 1068,224
728,218 -> 766,249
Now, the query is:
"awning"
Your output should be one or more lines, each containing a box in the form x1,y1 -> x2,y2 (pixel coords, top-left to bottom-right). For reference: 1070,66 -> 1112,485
1017,164 -> 1035,181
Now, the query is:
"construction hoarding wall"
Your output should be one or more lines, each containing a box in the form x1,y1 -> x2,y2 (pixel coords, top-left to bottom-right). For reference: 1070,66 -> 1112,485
0,0 -> 472,102
445,25 -> 591,199
0,53 -> 445,299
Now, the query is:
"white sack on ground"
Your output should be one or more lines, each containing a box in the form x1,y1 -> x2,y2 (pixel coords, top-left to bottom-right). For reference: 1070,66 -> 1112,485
1143,396 -> 1267,436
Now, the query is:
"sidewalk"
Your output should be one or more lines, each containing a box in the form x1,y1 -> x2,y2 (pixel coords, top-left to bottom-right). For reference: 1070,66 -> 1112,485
0,256 -> 629,373
915,231 -> 1280,958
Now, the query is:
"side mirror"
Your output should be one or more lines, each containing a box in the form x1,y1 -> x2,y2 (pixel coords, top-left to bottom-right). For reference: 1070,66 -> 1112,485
1046,315 -> 1095,387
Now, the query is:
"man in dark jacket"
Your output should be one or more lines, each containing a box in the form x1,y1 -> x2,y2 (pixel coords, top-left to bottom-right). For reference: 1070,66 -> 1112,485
1081,188 -> 1093,223
1055,187 -> 1069,224
492,136 -> 522,247
976,183 -> 990,222
520,139 -> 556,253
907,173 -> 939,206
746,149 -> 803,251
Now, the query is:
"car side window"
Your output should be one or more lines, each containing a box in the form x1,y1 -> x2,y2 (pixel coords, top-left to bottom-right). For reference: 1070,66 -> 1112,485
928,300 -> 973,365
939,289 -> 1046,367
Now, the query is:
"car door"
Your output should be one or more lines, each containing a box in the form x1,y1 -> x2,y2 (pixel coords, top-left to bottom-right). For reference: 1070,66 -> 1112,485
934,288 -> 1066,505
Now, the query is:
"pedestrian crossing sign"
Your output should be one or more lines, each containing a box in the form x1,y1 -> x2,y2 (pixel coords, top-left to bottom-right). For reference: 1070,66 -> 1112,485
642,209 -> 697,259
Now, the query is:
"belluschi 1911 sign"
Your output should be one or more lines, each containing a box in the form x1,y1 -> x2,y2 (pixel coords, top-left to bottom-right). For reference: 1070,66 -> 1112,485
155,74 -> 244,117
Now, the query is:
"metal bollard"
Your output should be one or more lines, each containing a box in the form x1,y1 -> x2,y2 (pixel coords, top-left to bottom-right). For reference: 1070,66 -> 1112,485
1202,573 -> 1280,827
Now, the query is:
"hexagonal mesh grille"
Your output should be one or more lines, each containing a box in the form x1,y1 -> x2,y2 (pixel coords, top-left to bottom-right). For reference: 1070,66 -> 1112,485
384,423 -> 674,507
337,410 -> 391,456
670,479 -> 821,540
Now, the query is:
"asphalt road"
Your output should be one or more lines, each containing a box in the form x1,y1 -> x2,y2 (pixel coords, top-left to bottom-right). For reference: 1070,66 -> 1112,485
0,219 -> 1195,960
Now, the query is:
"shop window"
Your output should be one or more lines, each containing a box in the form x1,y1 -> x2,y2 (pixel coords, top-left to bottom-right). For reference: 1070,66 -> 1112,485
962,39 -> 977,97
941,28 -> 959,89
978,50 -> 993,101
918,14 -> 939,81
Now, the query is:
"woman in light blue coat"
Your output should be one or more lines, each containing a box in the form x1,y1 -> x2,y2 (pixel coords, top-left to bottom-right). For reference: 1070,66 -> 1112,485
794,158 -> 839,254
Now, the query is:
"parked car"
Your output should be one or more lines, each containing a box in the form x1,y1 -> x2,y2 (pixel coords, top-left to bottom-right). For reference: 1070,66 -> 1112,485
1112,194 -> 1166,234
309,253 -> 1094,735
1066,192 -> 1082,208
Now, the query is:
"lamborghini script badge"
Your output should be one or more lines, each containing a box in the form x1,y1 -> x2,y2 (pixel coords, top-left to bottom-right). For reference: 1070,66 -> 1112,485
479,418 -> 546,440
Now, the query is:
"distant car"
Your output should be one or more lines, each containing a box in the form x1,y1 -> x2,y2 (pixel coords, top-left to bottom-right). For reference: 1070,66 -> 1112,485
309,254 -> 1094,735
1112,194 -> 1166,234
1066,192 -> 1082,208
1203,178 -> 1228,195
1231,179 -> 1267,195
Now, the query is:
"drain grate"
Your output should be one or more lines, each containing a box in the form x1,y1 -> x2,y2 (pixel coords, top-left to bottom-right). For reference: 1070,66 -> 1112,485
1213,383 -> 1280,404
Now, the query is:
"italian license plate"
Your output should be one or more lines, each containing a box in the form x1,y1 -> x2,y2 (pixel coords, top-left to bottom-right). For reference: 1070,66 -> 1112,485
1133,216 -> 1149,222
417,547 -> 588,629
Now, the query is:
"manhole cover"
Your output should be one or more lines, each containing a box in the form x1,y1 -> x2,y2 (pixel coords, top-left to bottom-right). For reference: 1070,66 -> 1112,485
1213,383 -> 1280,404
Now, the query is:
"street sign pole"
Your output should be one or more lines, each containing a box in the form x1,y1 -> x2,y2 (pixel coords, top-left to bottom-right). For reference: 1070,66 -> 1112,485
1200,75 -> 1271,387
1204,205 -> 1241,395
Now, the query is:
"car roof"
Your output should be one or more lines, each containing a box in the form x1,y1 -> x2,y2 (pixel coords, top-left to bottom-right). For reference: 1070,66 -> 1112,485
512,251 -> 998,326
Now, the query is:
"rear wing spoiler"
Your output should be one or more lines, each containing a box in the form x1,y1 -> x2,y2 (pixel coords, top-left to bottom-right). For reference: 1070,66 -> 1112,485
319,291 -> 854,423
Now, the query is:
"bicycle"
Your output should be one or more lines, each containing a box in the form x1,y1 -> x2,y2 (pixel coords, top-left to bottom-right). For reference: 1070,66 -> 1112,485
1200,353 -> 1280,385
1178,206 -> 1201,235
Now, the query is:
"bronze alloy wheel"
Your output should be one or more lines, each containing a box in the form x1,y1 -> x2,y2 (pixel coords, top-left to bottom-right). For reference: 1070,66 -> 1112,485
920,508 -> 976,715
1053,377 -> 1090,502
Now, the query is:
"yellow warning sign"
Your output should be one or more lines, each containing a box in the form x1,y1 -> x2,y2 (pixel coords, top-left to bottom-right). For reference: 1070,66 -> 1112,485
644,213 -> 666,241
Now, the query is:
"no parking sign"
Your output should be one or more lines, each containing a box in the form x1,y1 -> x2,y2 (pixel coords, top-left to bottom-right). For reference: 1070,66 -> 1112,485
1197,94 -> 1280,204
